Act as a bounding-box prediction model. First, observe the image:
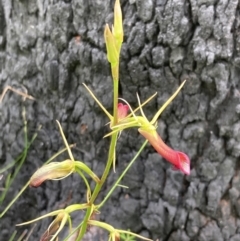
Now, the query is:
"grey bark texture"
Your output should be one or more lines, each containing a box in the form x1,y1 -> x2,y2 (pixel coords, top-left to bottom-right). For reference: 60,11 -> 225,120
0,0 -> 239,240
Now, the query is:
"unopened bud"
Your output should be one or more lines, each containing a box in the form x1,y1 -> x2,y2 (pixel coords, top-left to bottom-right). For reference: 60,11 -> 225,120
104,24 -> 118,66
113,0 -> 123,50
30,160 -> 75,187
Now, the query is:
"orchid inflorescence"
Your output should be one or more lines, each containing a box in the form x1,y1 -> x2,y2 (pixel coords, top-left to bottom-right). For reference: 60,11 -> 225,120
15,0 -> 190,240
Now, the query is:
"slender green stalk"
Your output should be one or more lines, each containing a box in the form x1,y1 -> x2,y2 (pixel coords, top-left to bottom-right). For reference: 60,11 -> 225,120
0,150 -> 28,174
97,140 -> 148,209
77,37 -> 119,240
113,78 -> 119,125
76,132 -> 118,241
8,231 -> 17,241
76,8 -> 121,240
90,132 -> 118,203
0,108 -> 31,204
76,169 -> 91,200
0,181 -> 30,218
76,204 -> 94,241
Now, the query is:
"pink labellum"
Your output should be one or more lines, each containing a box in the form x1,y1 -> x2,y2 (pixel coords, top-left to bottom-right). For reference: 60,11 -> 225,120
117,103 -> 129,120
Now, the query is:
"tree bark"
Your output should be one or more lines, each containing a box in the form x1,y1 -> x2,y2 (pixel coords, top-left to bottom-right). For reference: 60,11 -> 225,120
0,0 -> 239,240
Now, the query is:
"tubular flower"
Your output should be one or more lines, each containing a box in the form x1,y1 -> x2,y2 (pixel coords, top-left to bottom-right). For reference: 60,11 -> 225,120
105,81 -> 191,175
138,128 -> 190,175
30,160 -> 75,187
30,159 -> 100,187
83,76 -> 189,174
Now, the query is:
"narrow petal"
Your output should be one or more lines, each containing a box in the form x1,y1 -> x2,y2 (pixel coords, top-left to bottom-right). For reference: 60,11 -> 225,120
150,80 -> 186,125
83,83 -> 113,120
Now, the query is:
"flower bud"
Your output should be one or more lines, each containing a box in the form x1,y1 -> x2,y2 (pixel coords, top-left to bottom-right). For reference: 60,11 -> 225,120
113,0 -> 123,50
30,160 -> 75,187
104,24 -> 118,66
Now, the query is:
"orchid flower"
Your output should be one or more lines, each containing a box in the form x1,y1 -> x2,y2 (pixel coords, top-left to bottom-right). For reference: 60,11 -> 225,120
17,204 -> 89,241
29,121 -> 100,187
17,210 -> 70,241
83,81 -> 190,174
105,81 -> 191,175
82,83 -> 156,128
82,83 -> 157,172
29,160 -> 75,187
29,159 -> 100,187
138,128 -> 190,175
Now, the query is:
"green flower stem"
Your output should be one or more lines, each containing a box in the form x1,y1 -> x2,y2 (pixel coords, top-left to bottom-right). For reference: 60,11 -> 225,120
76,202 -> 94,241
91,132 -> 118,203
97,140 -> 148,209
0,181 -> 30,219
75,169 -> 92,199
76,132 -> 118,241
77,14 -> 119,239
8,231 -> 17,241
113,72 -> 119,125
75,161 -> 100,183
